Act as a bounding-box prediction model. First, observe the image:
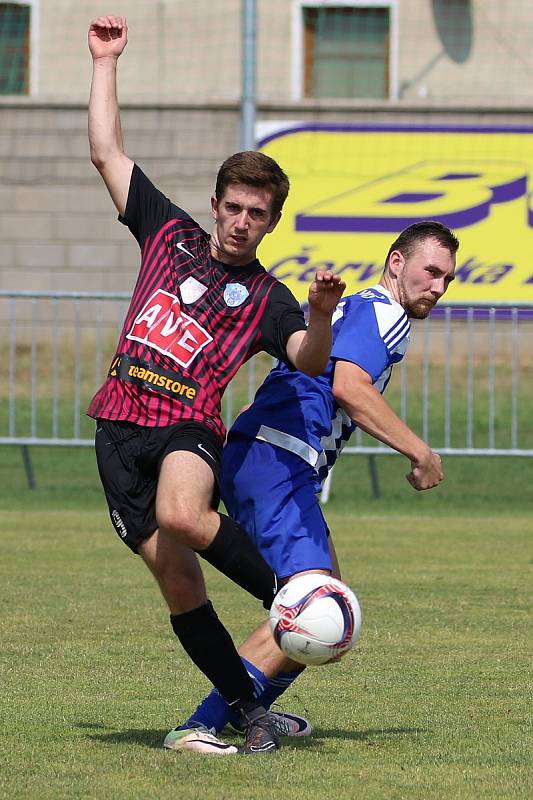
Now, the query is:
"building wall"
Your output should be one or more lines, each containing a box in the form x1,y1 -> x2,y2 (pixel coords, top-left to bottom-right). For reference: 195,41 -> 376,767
396,0 -> 532,104
24,0 -> 533,105
38,0 -> 242,102
0,102 -> 240,293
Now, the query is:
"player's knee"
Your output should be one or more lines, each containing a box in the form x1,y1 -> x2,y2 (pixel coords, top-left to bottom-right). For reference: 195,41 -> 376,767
157,505 -> 205,548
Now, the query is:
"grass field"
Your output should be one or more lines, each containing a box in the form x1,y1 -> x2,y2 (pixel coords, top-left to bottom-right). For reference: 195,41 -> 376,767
1,446 -> 532,799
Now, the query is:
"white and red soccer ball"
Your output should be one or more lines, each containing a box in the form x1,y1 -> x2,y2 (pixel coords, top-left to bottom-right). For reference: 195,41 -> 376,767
269,573 -> 362,666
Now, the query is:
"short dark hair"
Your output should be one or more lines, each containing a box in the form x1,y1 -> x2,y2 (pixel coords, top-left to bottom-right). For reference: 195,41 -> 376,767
215,151 -> 290,218
385,221 -> 459,267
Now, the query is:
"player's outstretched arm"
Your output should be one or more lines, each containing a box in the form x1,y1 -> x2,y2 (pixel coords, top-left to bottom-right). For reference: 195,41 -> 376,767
88,16 -> 133,216
333,360 -> 443,491
286,271 -> 346,376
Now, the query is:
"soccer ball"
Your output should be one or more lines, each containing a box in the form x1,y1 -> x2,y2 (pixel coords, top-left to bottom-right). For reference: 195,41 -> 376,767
269,573 -> 362,666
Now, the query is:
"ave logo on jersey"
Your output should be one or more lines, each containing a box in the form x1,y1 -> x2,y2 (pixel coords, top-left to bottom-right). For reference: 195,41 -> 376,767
127,289 -> 212,368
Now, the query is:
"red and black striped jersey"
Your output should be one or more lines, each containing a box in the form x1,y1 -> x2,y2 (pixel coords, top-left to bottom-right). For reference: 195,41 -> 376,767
87,165 -> 307,442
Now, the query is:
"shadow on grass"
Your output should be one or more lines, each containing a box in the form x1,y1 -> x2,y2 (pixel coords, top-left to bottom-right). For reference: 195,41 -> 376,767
81,724 -> 428,751
83,727 -> 169,749
311,726 -> 429,743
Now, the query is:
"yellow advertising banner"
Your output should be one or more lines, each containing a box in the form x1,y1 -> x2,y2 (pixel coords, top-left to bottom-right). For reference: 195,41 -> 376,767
257,123 -> 533,305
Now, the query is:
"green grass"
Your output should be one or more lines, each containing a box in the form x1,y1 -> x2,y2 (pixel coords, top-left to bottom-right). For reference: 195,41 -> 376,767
0,447 -> 532,799
2,441 -> 533,515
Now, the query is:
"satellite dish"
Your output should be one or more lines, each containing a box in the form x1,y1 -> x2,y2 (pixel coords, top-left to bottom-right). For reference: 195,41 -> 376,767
431,0 -> 473,63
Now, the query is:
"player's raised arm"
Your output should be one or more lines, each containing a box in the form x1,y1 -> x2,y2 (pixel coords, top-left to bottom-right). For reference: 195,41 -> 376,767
88,16 -> 133,216
286,270 -> 346,376
333,360 -> 443,490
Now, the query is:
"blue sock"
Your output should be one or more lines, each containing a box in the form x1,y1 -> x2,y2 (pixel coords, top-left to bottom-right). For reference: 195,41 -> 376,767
257,668 -> 305,710
224,665 -> 306,729
181,657 -> 270,734
180,687 -> 231,733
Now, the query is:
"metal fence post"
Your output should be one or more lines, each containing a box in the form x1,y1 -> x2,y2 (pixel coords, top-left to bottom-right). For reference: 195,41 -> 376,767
241,0 -> 257,151
21,445 -> 36,490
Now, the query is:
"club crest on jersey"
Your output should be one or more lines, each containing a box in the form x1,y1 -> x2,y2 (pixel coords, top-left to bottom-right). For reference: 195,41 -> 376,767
223,283 -> 249,307
127,289 -> 212,368
180,276 -> 208,305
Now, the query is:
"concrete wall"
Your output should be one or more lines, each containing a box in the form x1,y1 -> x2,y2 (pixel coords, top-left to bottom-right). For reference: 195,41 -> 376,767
396,0 -> 533,104
23,0 -> 533,105
37,0 -> 242,102
0,102 -> 240,294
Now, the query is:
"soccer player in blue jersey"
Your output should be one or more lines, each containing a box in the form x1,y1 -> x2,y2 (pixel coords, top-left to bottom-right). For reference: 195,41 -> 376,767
168,220 -> 459,739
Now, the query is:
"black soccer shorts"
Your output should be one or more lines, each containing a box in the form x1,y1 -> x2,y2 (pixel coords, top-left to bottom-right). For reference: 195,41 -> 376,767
95,418 -> 222,553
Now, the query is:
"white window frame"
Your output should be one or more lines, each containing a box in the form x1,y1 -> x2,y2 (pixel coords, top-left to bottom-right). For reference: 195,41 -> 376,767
1,0 -> 39,94
291,0 -> 398,101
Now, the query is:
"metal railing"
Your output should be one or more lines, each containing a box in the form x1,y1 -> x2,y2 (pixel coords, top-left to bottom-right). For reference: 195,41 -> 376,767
1,292 -> 532,461
344,303 -> 533,458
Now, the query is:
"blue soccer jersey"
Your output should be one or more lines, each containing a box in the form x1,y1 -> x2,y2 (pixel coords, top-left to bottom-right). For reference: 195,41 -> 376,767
231,285 -> 410,490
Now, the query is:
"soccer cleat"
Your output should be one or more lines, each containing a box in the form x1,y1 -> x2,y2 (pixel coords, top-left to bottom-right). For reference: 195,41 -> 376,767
267,710 -> 312,738
163,724 -> 239,755
240,707 -> 280,755
229,710 -> 312,738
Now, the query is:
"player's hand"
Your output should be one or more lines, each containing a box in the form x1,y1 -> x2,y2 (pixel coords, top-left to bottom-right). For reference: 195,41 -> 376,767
406,449 -> 443,491
307,271 -> 346,318
88,16 -> 128,60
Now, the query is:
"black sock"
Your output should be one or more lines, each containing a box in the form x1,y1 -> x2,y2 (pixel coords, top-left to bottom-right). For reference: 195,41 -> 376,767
170,602 -> 258,708
196,514 -> 277,609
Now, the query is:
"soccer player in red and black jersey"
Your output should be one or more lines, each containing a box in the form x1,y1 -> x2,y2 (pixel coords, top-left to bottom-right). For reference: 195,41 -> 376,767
87,16 -> 345,755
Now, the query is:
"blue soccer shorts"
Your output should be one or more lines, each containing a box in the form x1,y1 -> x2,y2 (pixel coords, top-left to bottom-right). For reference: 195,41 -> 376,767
221,433 -> 332,579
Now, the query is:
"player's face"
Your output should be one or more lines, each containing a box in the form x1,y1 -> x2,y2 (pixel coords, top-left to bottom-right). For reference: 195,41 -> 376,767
210,183 -> 280,266
396,238 -> 456,319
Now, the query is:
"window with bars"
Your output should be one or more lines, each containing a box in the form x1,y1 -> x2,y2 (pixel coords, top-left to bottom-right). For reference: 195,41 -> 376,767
0,2 -> 30,94
303,5 -> 390,99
